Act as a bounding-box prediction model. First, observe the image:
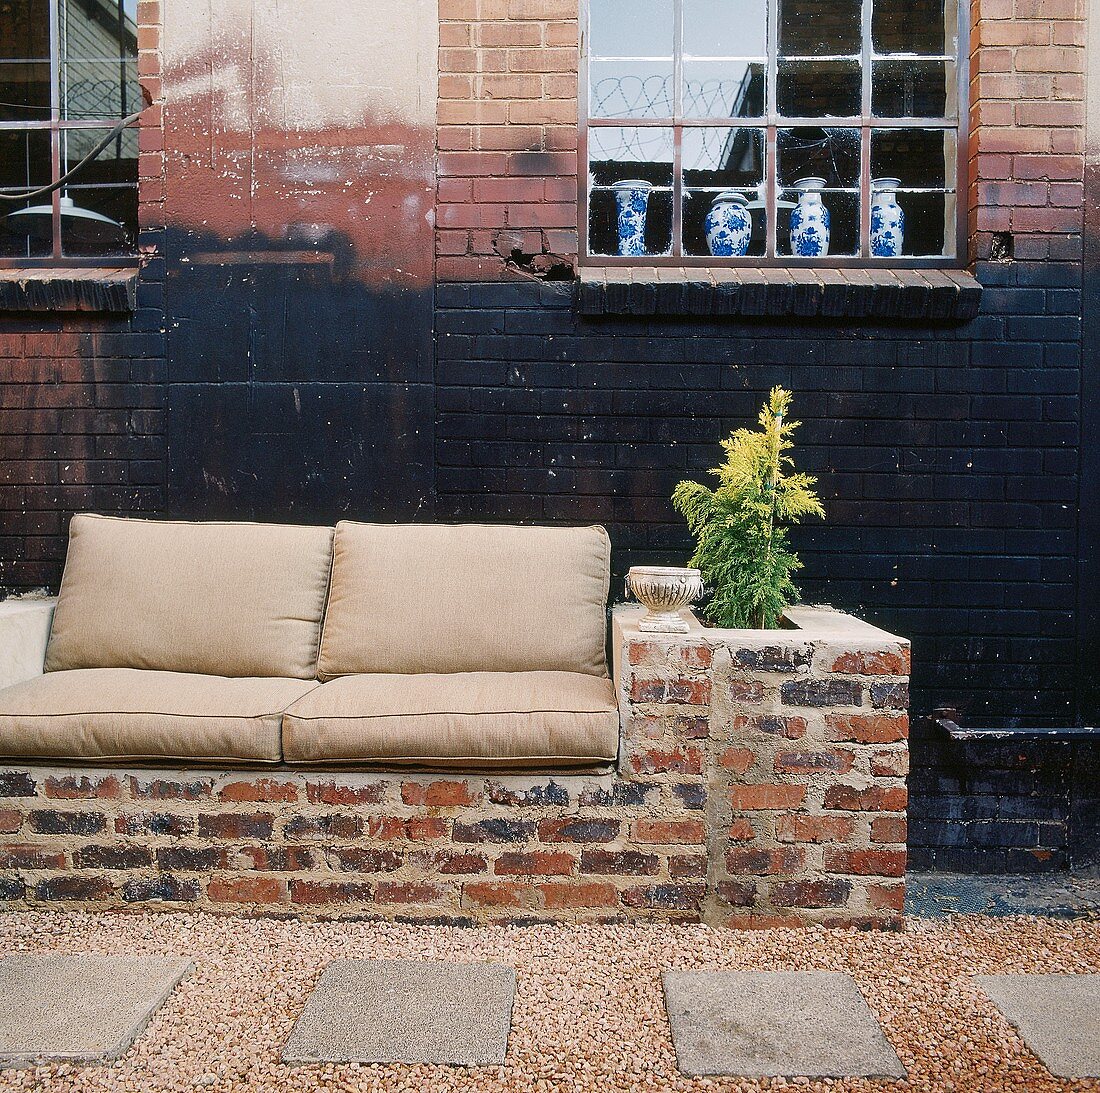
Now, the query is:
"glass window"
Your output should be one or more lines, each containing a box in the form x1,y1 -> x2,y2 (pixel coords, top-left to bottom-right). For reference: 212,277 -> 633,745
0,0 -> 139,262
582,0 -> 964,263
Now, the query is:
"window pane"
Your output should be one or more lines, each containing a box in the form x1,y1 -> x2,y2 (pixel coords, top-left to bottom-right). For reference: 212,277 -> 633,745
590,0 -> 673,58
0,60 -> 51,120
873,0 -> 956,56
590,59 -> 674,118
780,0 -> 861,56
872,59 -> 955,118
62,59 -> 141,119
60,0 -> 137,61
777,185 -> 858,256
777,60 -> 860,117
683,129 -> 765,256
0,129 -> 52,259
683,59 -> 765,118
0,128 -> 50,189
871,189 -> 954,257
0,0 -> 50,59
61,124 -> 137,181
684,0 -> 768,56
870,127 -> 954,188
777,127 -> 859,187
60,184 -> 137,256
588,126 -> 673,256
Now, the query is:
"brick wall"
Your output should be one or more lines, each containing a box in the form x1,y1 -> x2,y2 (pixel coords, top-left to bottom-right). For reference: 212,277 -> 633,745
0,606 -> 909,925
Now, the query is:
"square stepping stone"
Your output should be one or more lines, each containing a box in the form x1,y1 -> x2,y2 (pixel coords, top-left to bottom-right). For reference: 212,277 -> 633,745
282,958 -> 515,1066
976,974 -> 1100,1078
662,970 -> 905,1079
0,953 -> 193,1067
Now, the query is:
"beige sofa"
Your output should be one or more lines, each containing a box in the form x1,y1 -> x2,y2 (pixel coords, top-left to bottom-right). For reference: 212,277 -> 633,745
0,515 -> 619,770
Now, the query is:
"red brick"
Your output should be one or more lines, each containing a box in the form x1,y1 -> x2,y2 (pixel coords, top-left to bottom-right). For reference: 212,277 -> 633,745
494,851 -> 576,876
0,843 -> 67,869
375,881 -> 447,904
678,644 -> 712,669
401,780 -> 479,807
632,819 -> 705,844
538,818 -> 619,842
669,853 -> 708,879
730,784 -> 806,810
728,818 -> 756,841
827,713 -> 909,743
732,714 -> 807,739
218,779 -> 299,803
129,777 -> 212,800
304,781 -> 387,805
327,847 -> 403,873
411,850 -> 488,874
718,747 -> 755,774
0,810 -> 21,834
824,785 -> 907,811
580,849 -> 660,875
207,877 -> 286,904
290,880 -> 373,905
725,847 -> 804,875
824,848 -> 907,877
630,677 -> 711,705
775,815 -> 856,844
871,751 -> 910,778
716,879 -> 757,907
539,882 -> 618,908
771,878 -> 852,908
871,815 -> 908,843
464,881 -> 537,908
866,882 -> 907,911
828,649 -> 910,675
197,813 -> 275,840
729,680 -> 765,702
631,747 -> 704,775
44,775 -> 120,799
774,749 -> 855,775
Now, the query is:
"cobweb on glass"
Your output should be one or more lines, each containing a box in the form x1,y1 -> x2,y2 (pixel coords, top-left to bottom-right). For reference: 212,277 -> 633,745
592,74 -> 756,122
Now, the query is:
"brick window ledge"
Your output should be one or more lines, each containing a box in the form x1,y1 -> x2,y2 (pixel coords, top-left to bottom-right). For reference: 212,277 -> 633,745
0,267 -> 137,313
577,266 -> 982,322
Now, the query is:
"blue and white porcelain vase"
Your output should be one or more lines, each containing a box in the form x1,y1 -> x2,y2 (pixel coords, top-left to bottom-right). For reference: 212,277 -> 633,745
789,177 -> 830,257
704,190 -> 752,257
870,177 -> 905,257
611,179 -> 651,257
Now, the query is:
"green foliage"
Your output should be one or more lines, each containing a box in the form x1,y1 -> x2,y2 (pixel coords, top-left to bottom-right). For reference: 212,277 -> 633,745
672,387 -> 825,629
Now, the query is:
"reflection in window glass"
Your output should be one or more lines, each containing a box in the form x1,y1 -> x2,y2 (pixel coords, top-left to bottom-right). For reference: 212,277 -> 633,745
584,0 -> 963,262
683,0 -> 768,56
0,0 -> 139,261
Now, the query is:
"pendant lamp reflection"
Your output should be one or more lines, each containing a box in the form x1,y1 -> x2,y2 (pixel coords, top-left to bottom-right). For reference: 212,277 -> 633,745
5,196 -> 129,253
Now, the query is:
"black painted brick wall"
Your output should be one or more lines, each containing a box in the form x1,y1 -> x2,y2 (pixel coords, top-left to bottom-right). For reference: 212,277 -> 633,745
435,260 -> 1085,871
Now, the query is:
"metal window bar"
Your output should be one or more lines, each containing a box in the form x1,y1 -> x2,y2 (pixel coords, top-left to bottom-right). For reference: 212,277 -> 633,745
579,0 -> 970,268
0,0 -> 140,267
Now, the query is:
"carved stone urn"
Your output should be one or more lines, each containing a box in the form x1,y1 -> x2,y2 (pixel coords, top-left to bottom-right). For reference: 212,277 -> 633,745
626,566 -> 703,634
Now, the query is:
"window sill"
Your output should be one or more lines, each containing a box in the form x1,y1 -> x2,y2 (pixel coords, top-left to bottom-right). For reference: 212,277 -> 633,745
576,267 -> 982,322
0,267 -> 137,313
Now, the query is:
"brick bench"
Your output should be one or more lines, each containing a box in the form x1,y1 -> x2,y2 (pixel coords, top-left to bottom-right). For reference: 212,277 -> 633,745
0,605 -> 908,927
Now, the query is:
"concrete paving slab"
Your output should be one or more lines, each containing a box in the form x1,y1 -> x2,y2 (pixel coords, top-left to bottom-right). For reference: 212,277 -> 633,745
976,974 -> 1100,1078
282,958 -> 515,1066
0,953 -> 193,1067
662,970 -> 905,1079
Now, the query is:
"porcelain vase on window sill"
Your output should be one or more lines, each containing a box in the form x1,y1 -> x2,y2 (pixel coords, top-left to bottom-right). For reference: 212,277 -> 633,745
870,177 -> 905,257
789,177 -> 830,257
704,190 -> 752,257
611,179 -> 651,256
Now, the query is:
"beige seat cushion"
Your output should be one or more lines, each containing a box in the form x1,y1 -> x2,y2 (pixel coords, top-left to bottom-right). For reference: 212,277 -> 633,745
45,514 -> 334,679
282,671 -> 620,769
318,522 -> 611,679
0,669 -> 317,763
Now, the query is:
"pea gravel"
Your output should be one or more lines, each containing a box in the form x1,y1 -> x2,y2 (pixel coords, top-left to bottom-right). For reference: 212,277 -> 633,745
0,910 -> 1097,1092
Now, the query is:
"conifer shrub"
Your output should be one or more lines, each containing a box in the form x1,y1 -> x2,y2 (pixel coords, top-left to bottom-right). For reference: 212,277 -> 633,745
672,386 -> 825,629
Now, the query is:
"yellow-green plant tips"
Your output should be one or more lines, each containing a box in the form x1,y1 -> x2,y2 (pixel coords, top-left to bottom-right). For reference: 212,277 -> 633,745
672,387 -> 824,630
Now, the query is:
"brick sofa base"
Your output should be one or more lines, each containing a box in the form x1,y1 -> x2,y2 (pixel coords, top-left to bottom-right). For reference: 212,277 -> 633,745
0,606 -> 909,927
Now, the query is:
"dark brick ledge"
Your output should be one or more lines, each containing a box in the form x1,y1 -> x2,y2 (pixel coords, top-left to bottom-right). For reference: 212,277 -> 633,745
577,267 -> 982,322
0,267 -> 137,312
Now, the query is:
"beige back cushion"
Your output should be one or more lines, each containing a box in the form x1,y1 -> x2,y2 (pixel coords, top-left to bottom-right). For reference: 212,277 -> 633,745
45,515 -> 334,679
318,522 -> 611,678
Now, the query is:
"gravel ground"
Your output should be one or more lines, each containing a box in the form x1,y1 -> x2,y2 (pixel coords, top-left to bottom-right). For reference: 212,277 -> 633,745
0,910 -> 1097,1093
